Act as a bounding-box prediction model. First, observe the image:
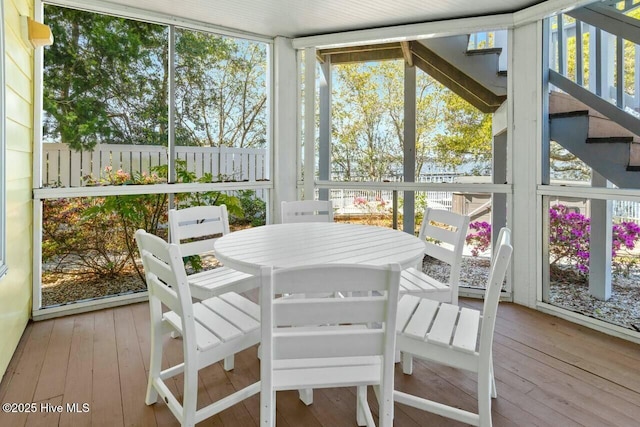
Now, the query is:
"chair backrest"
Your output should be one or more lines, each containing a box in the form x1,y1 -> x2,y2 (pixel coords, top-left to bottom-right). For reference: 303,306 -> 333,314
418,207 -> 470,285
135,229 -> 196,342
479,227 -> 512,358
168,205 -> 231,257
281,200 -> 334,223
260,262 -> 401,392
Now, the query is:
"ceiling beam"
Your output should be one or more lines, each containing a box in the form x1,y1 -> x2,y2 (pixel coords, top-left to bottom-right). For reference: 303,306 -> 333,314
400,42 -> 413,67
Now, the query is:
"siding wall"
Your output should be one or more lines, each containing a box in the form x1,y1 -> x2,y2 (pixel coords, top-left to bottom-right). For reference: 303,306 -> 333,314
0,0 -> 34,377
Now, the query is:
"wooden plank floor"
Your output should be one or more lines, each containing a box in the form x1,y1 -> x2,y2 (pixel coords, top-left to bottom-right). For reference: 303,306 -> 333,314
1,298 -> 640,426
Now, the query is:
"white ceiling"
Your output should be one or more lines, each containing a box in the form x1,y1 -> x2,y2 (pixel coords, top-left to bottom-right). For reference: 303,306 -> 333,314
98,0 -> 549,39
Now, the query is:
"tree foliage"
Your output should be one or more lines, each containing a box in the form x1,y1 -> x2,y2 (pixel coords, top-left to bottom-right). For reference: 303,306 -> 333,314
433,91 -> 492,171
43,6 -> 168,150
43,5 -> 267,152
331,60 -> 491,180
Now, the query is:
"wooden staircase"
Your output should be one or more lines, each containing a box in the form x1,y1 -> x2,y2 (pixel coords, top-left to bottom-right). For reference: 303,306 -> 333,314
317,34 -> 507,113
549,91 -> 640,188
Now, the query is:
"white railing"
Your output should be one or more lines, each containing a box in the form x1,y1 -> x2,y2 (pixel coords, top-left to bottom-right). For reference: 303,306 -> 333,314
42,143 -> 267,187
550,6 -> 640,114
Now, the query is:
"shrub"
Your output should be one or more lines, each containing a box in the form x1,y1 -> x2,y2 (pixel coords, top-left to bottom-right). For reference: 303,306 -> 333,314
233,190 -> 266,227
466,221 -> 492,256
549,204 -> 640,277
43,197 -> 130,278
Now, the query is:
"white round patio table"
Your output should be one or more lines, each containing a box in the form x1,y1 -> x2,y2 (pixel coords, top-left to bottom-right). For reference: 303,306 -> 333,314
214,222 -> 426,276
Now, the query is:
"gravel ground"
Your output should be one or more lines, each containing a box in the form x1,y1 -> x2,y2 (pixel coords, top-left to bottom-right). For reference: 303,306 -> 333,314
423,255 -> 640,331
42,253 -> 640,331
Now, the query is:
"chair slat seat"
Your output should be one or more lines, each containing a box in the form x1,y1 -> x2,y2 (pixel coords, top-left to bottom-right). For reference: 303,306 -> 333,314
201,295 -> 261,334
135,230 -> 261,426
452,308 -> 481,354
394,228 -> 513,427
187,267 -> 257,300
164,310 -> 222,351
427,303 -> 460,346
400,267 -> 449,295
402,296 -> 438,340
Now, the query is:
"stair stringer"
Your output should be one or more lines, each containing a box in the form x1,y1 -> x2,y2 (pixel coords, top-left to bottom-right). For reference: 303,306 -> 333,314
418,35 -> 507,96
550,113 -> 640,189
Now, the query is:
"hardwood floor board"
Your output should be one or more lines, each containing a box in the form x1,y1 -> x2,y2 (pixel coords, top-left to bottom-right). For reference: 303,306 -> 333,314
405,359 -> 555,427
113,305 -> 157,427
2,300 -> 640,426
493,339 -> 636,426
199,359 -> 256,427
227,346 -> 264,424
494,326 -> 640,394
494,330 -> 640,415
25,395 -> 62,427
130,302 -> 184,426
394,360 -> 480,415
491,366 -> 582,427
496,303 -> 640,368
32,316 -> 74,402
92,309 -> 124,427
0,320 -> 53,427
59,312 -> 94,427
0,321 -> 32,403
308,386 -> 362,427
130,302 -> 153,373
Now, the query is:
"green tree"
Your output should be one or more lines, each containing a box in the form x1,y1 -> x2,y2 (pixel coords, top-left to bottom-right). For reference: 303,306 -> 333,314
175,30 -> 267,148
433,91 -> 492,171
43,5 -> 168,150
332,63 -> 401,180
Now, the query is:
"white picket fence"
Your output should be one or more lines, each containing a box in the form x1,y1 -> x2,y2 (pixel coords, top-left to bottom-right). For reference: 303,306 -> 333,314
42,143 -> 267,187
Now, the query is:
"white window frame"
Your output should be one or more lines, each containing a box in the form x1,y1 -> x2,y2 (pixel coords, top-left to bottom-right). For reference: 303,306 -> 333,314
0,0 -> 7,279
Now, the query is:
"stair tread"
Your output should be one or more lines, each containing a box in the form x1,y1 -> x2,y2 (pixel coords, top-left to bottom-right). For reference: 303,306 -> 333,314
586,136 -> 635,143
549,110 -> 589,119
466,47 -> 502,56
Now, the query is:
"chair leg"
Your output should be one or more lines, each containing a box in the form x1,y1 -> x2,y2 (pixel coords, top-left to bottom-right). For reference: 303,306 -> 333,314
223,355 -> 235,371
260,390 -> 276,427
182,360 -> 198,427
145,314 -> 162,405
356,385 -> 367,426
490,359 -> 497,399
401,352 -> 414,375
478,368 -> 493,427
298,388 -> 313,406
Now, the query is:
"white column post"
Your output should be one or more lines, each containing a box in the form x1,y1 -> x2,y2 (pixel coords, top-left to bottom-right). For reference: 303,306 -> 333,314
303,47 -> 316,201
511,21 -> 542,307
318,57 -> 331,201
273,37 -> 299,223
403,63 -> 416,234
589,172 -> 612,301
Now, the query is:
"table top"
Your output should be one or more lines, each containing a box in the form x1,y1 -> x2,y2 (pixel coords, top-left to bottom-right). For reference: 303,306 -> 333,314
214,222 -> 426,276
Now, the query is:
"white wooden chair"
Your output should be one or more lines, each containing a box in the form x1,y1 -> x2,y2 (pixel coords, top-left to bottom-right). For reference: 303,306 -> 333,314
260,263 -> 402,427
281,200 -> 334,223
399,207 -> 470,305
394,227 -> 512,427
135,229 -> 261,427
168,205 -> 259,300
169,205 -> 259,370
